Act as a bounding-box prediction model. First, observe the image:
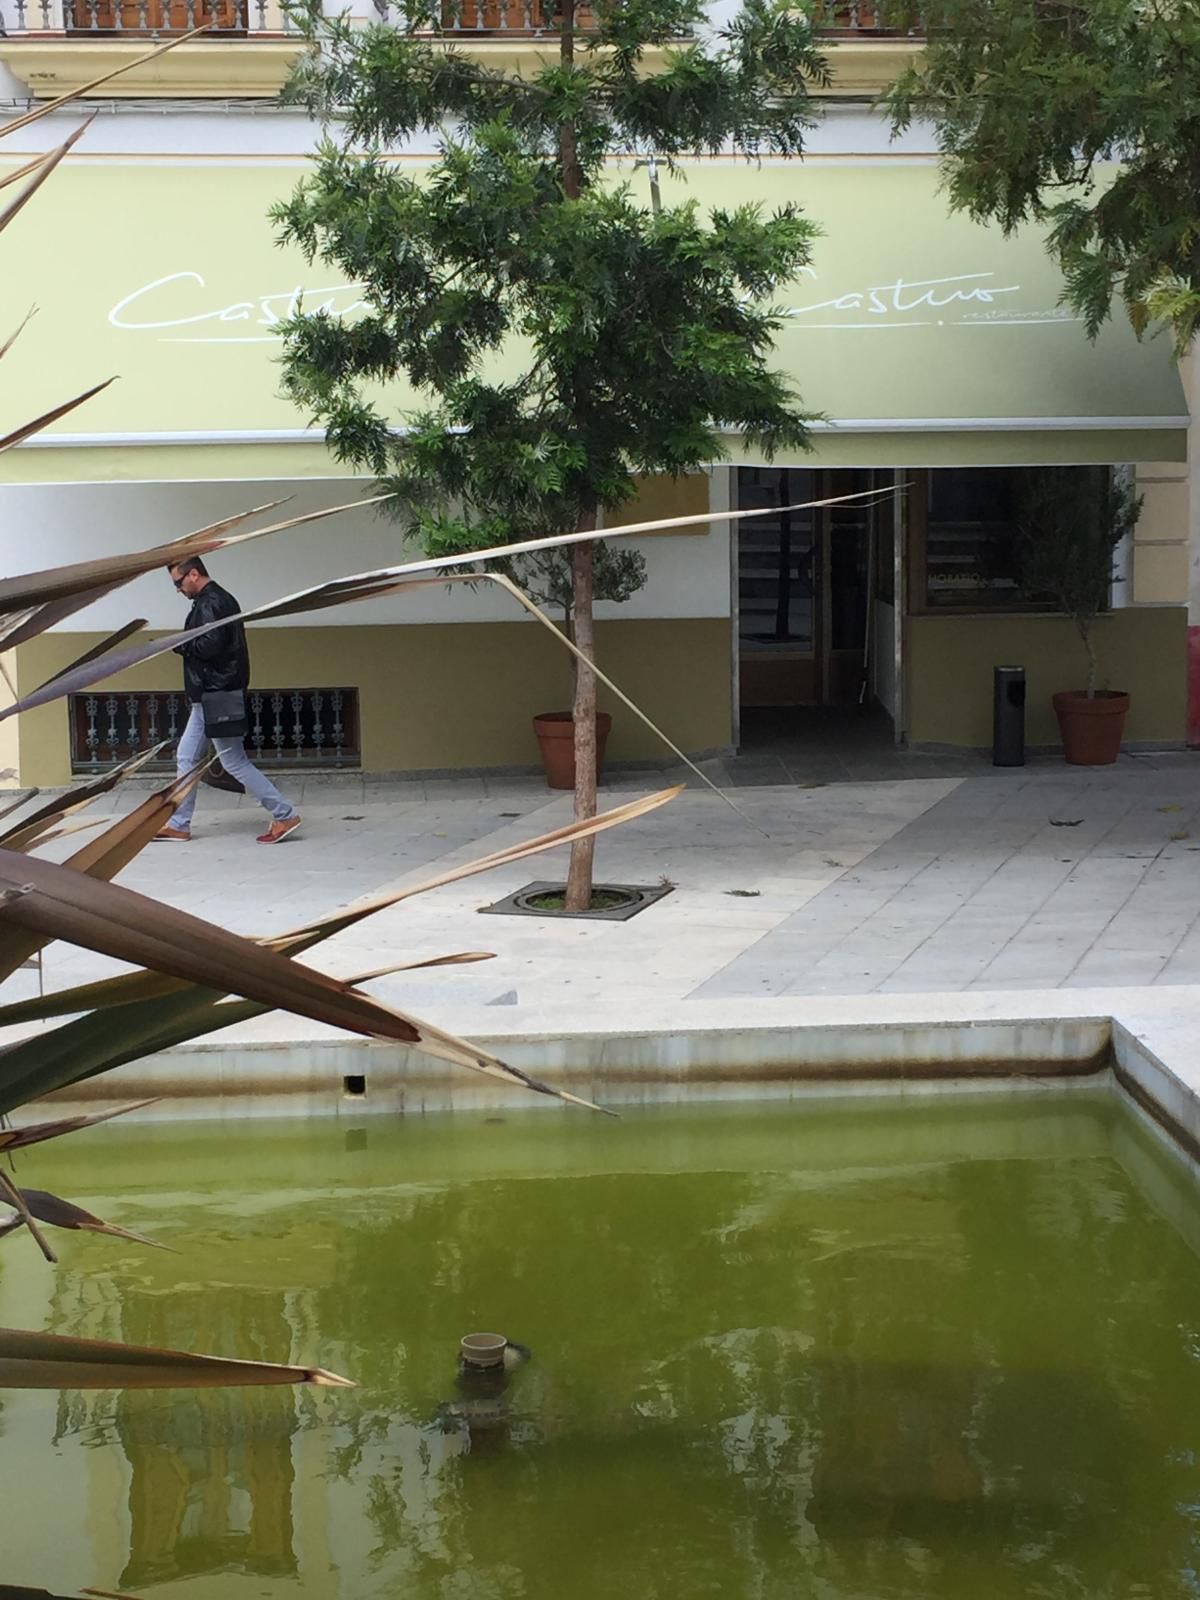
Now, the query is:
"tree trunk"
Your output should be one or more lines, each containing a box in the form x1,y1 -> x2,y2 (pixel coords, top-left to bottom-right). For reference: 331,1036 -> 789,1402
1079,617 -> 1097,698
559,0 -> 598,911
565,517 -> 597,911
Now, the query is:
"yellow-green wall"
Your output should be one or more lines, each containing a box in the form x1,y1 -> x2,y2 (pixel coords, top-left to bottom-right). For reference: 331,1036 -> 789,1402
15,618 -> 732,787
907,608 -> 1187,748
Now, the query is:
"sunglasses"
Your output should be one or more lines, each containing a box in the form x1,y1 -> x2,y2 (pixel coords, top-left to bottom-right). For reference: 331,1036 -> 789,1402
172,574 -> 188,590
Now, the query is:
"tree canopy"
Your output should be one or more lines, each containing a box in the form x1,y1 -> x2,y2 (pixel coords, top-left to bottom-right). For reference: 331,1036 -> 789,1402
274,0 -> 825,563
274,0 -> 827,905
885,0 -> 1200,352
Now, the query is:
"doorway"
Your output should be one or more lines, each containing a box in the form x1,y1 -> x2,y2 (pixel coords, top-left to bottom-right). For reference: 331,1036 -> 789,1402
736,466 -> 887,718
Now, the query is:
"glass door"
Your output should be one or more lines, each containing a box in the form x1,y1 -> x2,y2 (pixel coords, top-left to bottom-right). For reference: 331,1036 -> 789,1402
737,466 -> 820,708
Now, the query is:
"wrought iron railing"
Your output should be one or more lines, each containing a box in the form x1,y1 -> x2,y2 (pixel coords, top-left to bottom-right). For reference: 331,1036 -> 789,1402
69,688 -> 361,773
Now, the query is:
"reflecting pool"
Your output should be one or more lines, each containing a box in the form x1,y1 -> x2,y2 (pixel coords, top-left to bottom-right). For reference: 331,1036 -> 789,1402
2,1094 -> 1200,1599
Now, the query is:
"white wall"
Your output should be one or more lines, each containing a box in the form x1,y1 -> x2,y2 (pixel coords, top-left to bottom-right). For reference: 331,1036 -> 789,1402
0,80 -> 936,161
0,476 -> 732,630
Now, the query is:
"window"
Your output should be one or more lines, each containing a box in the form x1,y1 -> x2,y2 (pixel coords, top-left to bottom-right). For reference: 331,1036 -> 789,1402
736,466 -> 819,654
69,687 -> 361,773
917,466 -> 1109,612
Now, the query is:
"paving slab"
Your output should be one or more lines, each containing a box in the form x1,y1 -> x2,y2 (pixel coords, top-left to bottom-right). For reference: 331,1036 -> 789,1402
8,758 -> 1200,1065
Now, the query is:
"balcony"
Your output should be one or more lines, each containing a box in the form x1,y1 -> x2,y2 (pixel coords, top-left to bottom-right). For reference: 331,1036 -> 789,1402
810,2 -> 926,95
0,0 -> 634,96
16,0 -> 592,35
0,0 -> 913,98
64,0 -> 262,33
380,0 -> 597,33
811,2 -> 924,35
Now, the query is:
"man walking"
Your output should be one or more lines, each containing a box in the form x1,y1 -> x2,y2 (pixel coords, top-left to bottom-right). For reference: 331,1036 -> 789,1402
155,557 -> 302,844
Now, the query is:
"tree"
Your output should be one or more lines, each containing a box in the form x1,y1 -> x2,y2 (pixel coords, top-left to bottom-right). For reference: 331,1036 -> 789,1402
885,0 -> 1200,353
1013,467 -> 1142,696
273,0 -> 824,908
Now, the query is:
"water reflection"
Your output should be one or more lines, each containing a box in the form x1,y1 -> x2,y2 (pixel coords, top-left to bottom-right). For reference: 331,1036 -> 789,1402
42,1273 -> 306,1590
3,1099 -> 1200,1600
117,1385 -> 298,1589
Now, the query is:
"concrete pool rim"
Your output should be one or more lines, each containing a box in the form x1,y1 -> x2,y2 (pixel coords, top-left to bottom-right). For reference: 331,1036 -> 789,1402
21,987 -> 1200,1173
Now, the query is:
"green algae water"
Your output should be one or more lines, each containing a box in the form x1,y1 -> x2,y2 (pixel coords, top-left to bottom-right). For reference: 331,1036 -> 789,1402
3,1094 -> 1200,1600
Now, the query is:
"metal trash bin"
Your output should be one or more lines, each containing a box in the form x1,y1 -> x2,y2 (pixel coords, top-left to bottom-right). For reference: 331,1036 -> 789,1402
993,665 -> 1026,767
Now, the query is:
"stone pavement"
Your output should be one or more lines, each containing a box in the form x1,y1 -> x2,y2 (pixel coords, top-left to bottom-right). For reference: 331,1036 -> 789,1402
10,751 -> 1200,1042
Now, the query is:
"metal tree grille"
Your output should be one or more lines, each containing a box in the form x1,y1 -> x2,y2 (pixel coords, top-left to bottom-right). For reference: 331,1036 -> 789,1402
68,688 -> 362,773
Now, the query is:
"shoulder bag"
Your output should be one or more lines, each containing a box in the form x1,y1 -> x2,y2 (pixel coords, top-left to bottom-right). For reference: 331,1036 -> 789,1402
201,689 -> 248,740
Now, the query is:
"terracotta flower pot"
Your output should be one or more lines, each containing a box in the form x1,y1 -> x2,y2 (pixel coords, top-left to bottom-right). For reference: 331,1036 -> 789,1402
1052,690 -> 1130,765
532,711 -> 612,790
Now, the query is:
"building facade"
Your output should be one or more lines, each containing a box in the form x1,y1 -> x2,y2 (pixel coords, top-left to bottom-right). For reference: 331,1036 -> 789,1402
0,5 -> 1193,787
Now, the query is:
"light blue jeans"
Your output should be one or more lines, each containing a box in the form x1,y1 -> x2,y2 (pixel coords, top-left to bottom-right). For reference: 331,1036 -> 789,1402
169,702 -> 296,832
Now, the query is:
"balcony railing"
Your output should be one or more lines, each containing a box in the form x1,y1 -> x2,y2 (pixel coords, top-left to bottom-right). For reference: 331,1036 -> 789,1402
0,0 -> 895,49
69,688 -> 362,773
0,0 -> 284,34
812,2 -> 924,34
384,0 -> 595,31
2,0 -> 598,37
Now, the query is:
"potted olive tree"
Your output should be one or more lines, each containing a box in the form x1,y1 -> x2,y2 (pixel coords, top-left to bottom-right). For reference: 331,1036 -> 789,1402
1014,467 -> 1142,765
502,543 -> 647,790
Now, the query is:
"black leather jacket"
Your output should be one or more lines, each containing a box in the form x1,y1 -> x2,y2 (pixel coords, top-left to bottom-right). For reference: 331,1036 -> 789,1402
175,580 -> 250,703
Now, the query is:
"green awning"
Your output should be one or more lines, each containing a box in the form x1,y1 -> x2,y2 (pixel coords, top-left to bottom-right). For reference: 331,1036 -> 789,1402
0,156 -> 1186,484
689,160 -> 1188,467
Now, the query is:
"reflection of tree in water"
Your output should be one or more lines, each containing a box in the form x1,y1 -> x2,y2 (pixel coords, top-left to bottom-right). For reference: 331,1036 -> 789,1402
17,1124 -> 1200,1600
317,1156 -> 1200,1600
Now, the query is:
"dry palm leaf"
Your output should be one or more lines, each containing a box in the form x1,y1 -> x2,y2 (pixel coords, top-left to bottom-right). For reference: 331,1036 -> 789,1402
0,378 -> 115,456
0,1584 -> 101,1598
0,742 -> 170,850
0,1168 -> 55,1259
352,951 -> 494,978
0,852 -> 602,1109
0,306 -> 35,361
0,952 -> 497,1113
0,579 -> 131,651
0,764 -> 206,983
0,1325 -> 353,1389
17,815 -> 112,850
0,485 -> 900,721
0,493 -> 391,623
0,494 -> 296,646
0,1100 -> 158,1152
0,117 -> 94,241
36,619 -> 146,688
0,789 -> 36,825
0,990 -> 264,1112
0,499 -> 289,619
0,787 -> 680,1024
0,155 -> 48,194
0,1189 -> 171,1251
0,28 -> 208,141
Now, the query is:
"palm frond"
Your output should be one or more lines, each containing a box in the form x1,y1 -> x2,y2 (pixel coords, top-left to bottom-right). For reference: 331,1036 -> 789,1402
0,1326 -> 354,1389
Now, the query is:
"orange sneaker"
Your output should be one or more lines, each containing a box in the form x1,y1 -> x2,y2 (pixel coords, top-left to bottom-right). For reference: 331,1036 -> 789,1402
153,826 -> 191,842
257,815 -> 302,844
